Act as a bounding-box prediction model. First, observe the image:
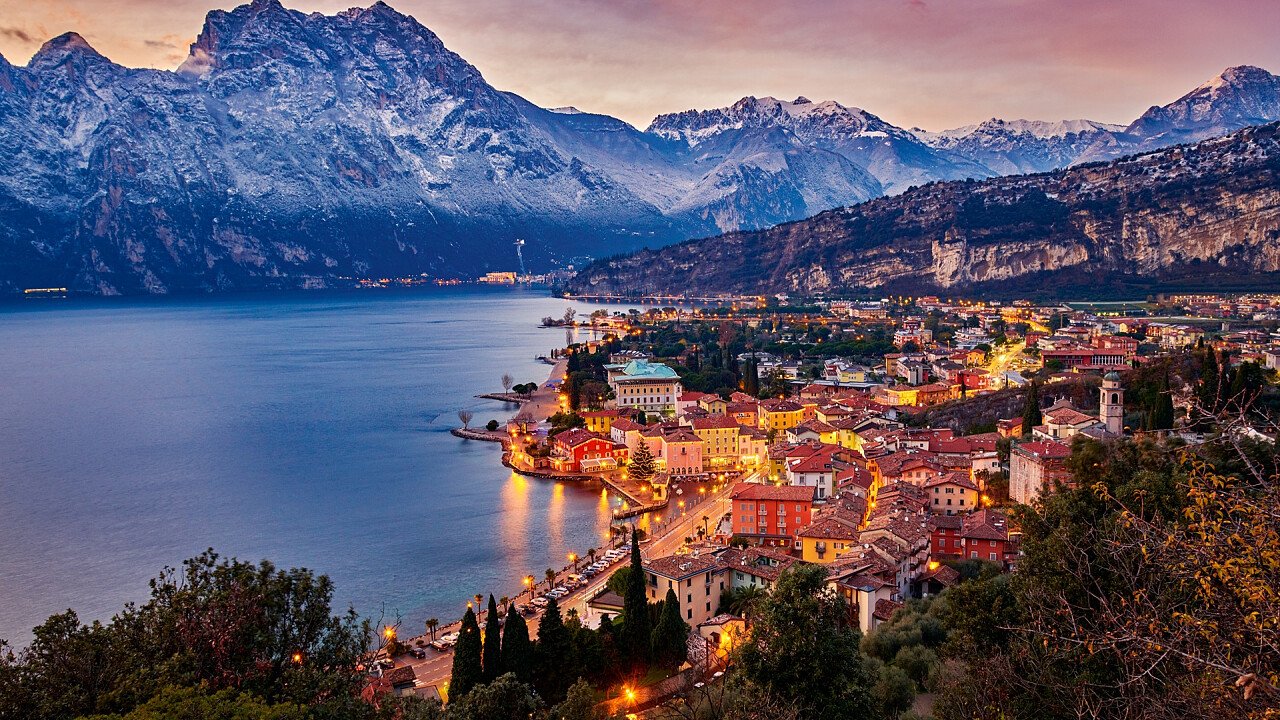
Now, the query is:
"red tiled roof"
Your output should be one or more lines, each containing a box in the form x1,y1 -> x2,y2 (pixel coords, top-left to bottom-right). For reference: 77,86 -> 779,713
553,428 -> 604,447
796,516 -> 860,540
1015,440 -> 1072,459
691,416 -> 742,430
731,482 -> 817,502
925,471 -> 978,491
644,554 -> 721,580
873,599 -> 903,621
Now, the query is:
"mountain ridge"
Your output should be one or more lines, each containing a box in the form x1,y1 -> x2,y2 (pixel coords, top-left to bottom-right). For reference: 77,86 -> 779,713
565,122 -> 1280,299
1,0 -> 1279,295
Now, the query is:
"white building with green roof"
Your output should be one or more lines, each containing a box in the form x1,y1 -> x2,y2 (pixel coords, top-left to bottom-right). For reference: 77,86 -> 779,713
608,359 -> 683,416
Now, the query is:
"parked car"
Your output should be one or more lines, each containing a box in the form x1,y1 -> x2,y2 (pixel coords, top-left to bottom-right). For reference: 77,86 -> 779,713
430,640 -> 449,652
532,597 -> 549,608
409,648 -> 427,659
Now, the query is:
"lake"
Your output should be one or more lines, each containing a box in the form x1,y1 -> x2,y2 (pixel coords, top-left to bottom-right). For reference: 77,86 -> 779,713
0,286 -> 645,646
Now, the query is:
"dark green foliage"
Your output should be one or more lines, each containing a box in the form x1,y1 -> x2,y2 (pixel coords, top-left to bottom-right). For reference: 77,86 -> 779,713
532,598 -> 573,703
1,550 -> 372,720
450,608 -> 483,701
482,595 -> 502,682
1022,381 -> 1042,434
650,588 -> 689,670
621,529 -> 652,669
871,662 -> 916,719
485,419 -> 499,432
500,605 -> 533,684
78,685 -> 307,720
552,679 -> 599,720
605,566 -> 632,595
735,564 -> 878,720
445,673 -> 544,720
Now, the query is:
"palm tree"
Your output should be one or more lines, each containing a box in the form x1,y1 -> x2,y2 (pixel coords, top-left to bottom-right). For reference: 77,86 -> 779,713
499,596 -> 509,609
587,547 -> 597,565
728,585 -> 766,619
425,618 -> 439,642
474,594 -> 484,613
701,515 -> 711,537
545,568 -> 557,592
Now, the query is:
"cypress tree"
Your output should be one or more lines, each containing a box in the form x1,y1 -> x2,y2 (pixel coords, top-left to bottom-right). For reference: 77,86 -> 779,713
622,527 -> 652,669
1149,375 -> 1175,431
501,604 -> 533,683
482,594 -> 503,681
450,607 -> 484,700
534,596 -> 574,702
650,587 -> 690,670
1021,381 -> 1042,436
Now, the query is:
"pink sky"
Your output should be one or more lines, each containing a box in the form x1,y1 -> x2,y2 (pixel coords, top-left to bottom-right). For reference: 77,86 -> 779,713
2,0 -> 1278,130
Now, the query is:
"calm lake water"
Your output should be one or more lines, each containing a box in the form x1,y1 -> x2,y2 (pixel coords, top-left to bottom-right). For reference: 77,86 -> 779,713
0,286 -> 643,646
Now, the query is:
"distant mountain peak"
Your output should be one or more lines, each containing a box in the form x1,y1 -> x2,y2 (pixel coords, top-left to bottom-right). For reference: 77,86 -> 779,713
27,32 -> 112,71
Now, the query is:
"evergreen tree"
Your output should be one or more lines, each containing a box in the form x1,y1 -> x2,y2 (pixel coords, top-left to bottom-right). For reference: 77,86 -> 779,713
501,604 -> 534,683
621,528 -> 652,669
1149,375 -> 1175,431
1022,381 -> 1042,436
533,597 -> 574,702
650,588 -> 690,670
482,594 -> 503,682
450,607 -> 484,700
629,441 -> 657,483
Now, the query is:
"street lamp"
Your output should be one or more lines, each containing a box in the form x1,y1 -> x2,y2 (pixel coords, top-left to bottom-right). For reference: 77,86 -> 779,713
568,553 -> 578,570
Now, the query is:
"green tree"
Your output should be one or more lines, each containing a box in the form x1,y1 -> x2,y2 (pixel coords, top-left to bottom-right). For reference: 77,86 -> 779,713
483,595 -> 503,682
1148,374 -> 1175,430
553,678 -> 600,720
446,673 -> 544,720
501,605 -> 534,684
606,566 -> 632,595
533,597 -> 574,702
650,588 -> 690,670
1022,380 -> 1042,435
450,608 -> 484,701
734,564 -> 878,720
621,528 -> 652,669
871,663 -> 915,719
79,685 -> 308,720
628,441 -> 657,483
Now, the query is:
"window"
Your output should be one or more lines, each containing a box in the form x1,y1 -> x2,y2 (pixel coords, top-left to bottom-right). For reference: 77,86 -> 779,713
990,552 -> 998,561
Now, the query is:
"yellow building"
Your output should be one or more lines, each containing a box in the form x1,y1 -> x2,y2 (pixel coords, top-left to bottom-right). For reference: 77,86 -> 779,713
760,400 -> 805,434
580,410 -> 620,435
689,416 -> 741,470
797,517 -> 862,563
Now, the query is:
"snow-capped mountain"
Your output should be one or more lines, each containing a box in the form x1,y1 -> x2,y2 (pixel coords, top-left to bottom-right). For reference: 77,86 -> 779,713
1,0 -> 1278,296
916,67 -> 1280,172
1117,65 -> 1280,155
914,119 -> 1125,175
650,96 -> 990,194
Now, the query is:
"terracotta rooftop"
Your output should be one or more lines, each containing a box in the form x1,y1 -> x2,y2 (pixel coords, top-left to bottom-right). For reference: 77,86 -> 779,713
731,483 -> 817,502
644,554 -> 722,580
796,516 -> 860,541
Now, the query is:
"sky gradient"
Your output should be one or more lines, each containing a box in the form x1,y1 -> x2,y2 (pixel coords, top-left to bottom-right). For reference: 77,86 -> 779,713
2,0 -> 1278,130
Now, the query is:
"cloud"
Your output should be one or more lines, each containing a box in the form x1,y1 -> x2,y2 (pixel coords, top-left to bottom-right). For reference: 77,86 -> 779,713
0,26 -> 37,44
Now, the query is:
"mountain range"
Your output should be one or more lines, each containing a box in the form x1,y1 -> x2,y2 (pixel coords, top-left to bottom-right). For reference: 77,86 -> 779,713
1,0 -> 1278,294
566,122 -> 1280,299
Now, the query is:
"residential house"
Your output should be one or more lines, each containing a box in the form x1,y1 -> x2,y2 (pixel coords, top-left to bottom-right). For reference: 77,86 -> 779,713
643,554 -> 727,625
729,483 -> 816,547
1010,439 -> 1073,503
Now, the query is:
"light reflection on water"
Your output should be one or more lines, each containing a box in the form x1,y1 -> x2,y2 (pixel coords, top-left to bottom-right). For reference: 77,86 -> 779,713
0,286 -> 653,646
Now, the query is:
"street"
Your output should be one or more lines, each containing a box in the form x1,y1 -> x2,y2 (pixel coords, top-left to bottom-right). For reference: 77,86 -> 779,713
388,468 -> 755,695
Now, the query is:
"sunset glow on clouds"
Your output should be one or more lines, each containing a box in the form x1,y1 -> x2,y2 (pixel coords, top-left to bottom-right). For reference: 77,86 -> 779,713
2,0 -> 1278,130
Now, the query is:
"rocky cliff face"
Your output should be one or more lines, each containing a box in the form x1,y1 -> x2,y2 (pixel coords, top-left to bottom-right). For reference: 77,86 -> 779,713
566,123 -> 1280,299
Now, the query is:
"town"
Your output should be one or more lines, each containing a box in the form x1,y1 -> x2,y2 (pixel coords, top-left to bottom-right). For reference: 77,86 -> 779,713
363,291 -> 1280,718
